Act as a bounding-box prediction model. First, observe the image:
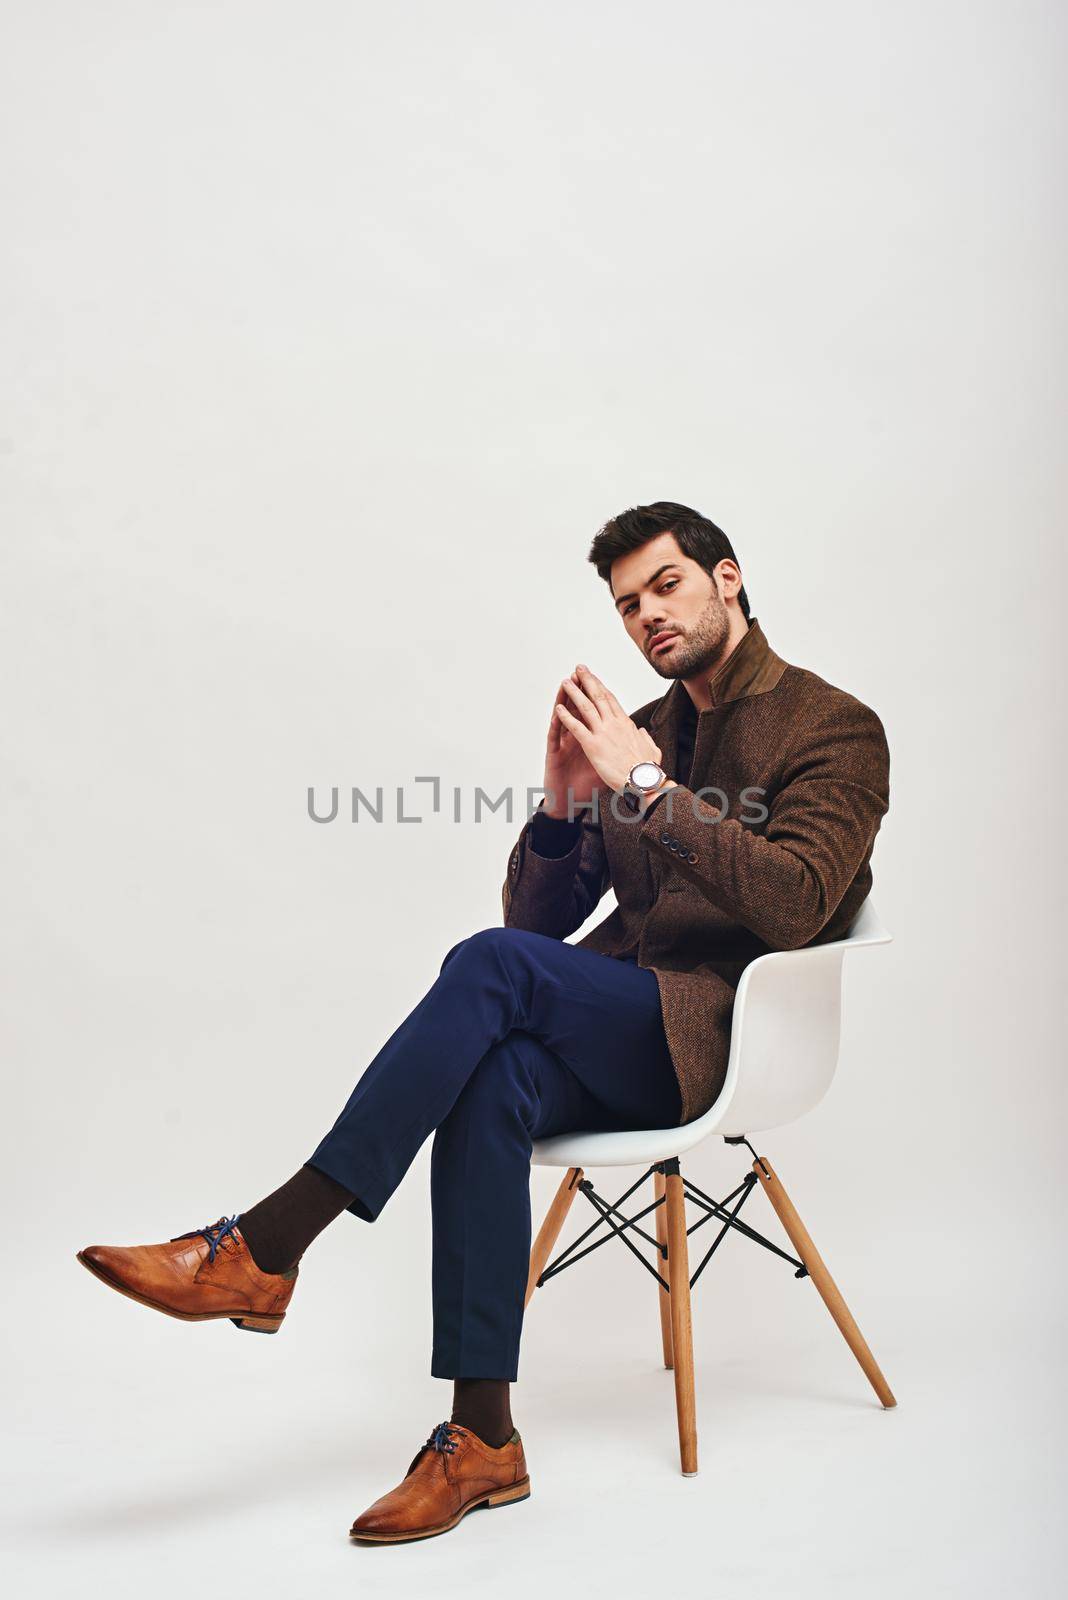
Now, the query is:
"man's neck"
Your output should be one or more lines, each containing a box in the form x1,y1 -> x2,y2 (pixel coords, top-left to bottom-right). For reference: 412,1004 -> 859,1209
681,611 -> 751,714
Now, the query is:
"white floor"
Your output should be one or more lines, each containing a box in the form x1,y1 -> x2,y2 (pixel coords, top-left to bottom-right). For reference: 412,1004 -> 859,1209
3,1169 -> 1063,1600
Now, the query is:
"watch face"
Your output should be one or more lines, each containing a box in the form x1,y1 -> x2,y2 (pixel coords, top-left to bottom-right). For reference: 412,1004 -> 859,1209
630,761 -> 663,791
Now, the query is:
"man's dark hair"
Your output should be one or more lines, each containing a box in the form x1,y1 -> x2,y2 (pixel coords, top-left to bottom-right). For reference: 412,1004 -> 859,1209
588,500 -> 751,621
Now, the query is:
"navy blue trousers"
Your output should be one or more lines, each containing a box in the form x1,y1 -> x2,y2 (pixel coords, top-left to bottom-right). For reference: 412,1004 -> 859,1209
306,927 -> 681,1381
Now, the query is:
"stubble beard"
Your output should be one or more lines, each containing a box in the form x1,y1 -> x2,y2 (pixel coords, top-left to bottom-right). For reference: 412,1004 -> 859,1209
648,591 -> 732,682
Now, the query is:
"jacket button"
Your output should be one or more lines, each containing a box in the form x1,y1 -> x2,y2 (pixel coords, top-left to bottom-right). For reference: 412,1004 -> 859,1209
659,832 -> 670,845
510,851 -> 519,873
687,850 -> 698,864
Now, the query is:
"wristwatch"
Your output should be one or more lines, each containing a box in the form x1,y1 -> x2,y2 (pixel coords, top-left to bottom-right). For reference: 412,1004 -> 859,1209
624,760 -> 668,804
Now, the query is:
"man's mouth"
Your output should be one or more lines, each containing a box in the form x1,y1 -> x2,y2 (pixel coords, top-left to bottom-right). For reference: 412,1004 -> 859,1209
649,631 -> 679,656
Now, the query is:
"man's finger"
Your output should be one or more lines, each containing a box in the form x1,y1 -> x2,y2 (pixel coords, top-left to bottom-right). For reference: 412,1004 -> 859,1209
548,675 -> 575,721
575,664 -> 624,716
560,676 -> 600,727
554,703 -> 590,744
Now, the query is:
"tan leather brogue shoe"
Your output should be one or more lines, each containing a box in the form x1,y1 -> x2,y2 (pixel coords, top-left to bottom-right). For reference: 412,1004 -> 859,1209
76,1215 -> 298,1333
350,1420 -> 530,1544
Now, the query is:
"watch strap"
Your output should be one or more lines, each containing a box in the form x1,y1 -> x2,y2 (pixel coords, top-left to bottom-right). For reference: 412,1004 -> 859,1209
641,787 -> 672,820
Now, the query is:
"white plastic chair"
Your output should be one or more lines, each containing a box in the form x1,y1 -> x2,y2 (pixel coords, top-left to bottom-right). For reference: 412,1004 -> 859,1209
525,898 -> 896,1475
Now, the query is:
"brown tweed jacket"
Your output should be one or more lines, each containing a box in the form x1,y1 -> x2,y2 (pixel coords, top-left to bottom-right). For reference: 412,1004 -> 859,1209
501,618 -> 890,1125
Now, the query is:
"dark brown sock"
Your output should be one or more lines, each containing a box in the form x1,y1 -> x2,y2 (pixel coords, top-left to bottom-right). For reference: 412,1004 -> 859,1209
238,1163 -> 357,1275
450,1379 -> 515,1450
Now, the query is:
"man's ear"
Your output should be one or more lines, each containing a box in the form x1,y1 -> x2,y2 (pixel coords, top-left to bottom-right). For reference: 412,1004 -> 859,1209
715,558 -> 743,603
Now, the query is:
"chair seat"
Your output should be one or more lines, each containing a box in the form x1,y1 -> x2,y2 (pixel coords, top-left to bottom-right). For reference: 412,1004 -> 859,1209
532,1119 -> 716,1170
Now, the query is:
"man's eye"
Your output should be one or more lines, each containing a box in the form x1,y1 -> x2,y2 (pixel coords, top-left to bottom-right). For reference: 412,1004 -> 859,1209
622,578 -> 676,617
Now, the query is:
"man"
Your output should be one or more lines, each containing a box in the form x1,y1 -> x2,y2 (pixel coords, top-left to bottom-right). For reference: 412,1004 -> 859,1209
77,501 -> 890,1545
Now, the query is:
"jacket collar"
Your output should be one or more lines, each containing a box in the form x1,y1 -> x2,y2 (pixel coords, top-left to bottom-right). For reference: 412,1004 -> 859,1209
649,617 -> 787,734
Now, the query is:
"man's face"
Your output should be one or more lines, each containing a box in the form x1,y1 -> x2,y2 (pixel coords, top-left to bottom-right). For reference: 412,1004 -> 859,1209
609,531 -> 735,682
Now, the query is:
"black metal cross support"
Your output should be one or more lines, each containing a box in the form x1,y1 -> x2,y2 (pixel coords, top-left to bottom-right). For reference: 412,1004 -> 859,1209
682,1173 -> 808,1279
536,1163 -> 669,1292
534,1152 -> 808,1297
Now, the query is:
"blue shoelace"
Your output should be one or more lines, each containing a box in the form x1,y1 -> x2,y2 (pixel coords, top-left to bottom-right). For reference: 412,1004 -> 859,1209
424,1421 -> 464,1455
170,1214 -> 242,1263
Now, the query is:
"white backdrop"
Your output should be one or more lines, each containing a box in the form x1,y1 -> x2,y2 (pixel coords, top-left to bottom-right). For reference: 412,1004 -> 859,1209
2,3 -> 1064,1597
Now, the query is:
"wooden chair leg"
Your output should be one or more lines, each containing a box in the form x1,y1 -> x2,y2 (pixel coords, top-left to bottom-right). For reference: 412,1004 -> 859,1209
654,1167 -> 673,1369
753,1156 -> 897,1409
664,1165 -> 698,1475
525,1167 -> 583,1308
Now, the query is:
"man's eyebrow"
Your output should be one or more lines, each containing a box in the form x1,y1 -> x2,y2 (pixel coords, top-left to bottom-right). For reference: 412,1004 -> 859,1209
613,563 -> 681,612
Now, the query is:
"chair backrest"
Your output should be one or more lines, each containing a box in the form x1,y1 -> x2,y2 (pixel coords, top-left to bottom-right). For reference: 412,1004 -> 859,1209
702,898 -> 892,1139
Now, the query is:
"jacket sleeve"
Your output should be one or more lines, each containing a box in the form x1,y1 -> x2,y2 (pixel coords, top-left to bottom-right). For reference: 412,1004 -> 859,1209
502,802 -> 612,939
637,700 -> 890,950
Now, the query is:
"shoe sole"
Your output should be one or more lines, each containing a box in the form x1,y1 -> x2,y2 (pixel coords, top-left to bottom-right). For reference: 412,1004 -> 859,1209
349,1477 -> 532,1544
75,1251 -> 284,1334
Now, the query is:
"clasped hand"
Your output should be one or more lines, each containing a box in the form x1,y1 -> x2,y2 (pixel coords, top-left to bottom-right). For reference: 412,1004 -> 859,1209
552,663 -> 663,795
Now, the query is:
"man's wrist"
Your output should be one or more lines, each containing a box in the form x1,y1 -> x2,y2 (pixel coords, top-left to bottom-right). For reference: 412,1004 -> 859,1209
638,778 -> 678,816
541,796 -> 594,821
